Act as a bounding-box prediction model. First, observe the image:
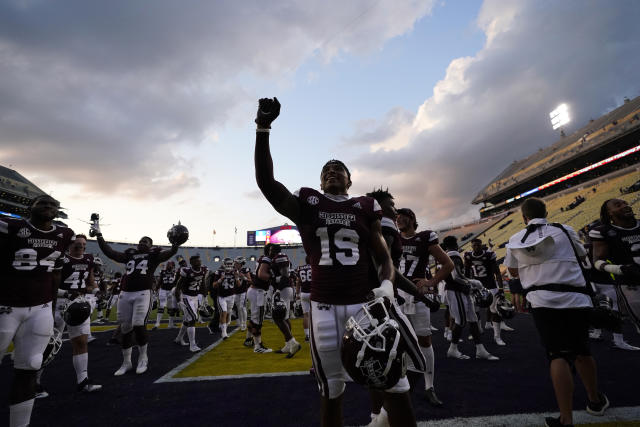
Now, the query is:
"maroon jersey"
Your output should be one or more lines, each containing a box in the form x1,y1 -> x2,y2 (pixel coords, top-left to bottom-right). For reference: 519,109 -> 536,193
120,249 -> 164,292
60,253 -> 94,293
109,277 -> 122,295
252,255 -> 272,291
399,230 -> 438,280
464,249 -> 498,289
589,220 -> 640,285
216,268 -> 237,297
179,266 -> 208,297
271,252 -> 291,290
0,218 -> 75,307
294,187 -> 382,305
159,268 -> 177,291
296,264 -> 312,293
381,217 -> 402,268
234,266 -> 251,294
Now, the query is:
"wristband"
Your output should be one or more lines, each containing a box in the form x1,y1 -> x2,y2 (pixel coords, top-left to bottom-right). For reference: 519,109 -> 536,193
256,128 -> 270,133
595,260 -> 623,275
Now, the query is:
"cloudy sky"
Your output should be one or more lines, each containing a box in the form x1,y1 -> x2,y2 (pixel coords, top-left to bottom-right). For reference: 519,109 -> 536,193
1,0 -> 639,246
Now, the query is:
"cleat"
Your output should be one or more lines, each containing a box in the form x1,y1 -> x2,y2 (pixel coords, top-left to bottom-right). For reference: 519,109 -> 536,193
240,324 -> 247,331
425,387 -> 443,407
174,338 -> 188,347
586,392 -> 609,416
495,337 -> 507,346
136,357 -> 148,374
77,378 -> 102,393
87,336 -> 96,343
612,341 -> 640,351
446,348 -> 470,359
243,337 -> 254,347
276,342 -> 290,354
476,350 -> 499,360
189,345 -> 202,353
114,362 -> 133,376
35,385 -> 49,399
545,416 -> 572,427
254,343 -> 272,353
286,343 -> 302,358
430,325 -> 438,332
501,323 -> 514,331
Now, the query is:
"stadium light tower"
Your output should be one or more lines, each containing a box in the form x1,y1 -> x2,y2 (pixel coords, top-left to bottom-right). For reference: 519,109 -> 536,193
550,103 -> 570,135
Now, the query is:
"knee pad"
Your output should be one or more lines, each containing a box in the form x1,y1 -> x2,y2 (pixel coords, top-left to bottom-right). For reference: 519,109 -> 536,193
21,353 -> 44,371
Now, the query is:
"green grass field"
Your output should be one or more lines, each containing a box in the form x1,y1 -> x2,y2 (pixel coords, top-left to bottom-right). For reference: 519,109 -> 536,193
175,318 -> 312,378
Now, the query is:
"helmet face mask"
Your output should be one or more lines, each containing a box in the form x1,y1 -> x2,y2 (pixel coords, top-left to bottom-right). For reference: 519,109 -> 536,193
63,297 -> 92,327
495,294 -> 515,319
271,292 -> 287,321
341,297 -> 405,390
473,288 -> 493,308
222,257 -> 234,272
42,329 -> 63,368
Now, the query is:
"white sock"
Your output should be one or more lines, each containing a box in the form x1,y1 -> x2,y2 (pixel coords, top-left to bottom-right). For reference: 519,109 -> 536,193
177,325 -> 186,341
476,343 -> 487,353
187,327 -> 196,345
222,323 -> 227,334
304,328 -> 309,337
138,344 -> 148,360
10,398 -> 34,427
448,343 -> 458,352
254,335 -> 262,345
422,345 -> 434,389
73,353 -> 89,384
97,311 -> 103,319
493,322 -> 502,339
122,347 -> 132,365
156,313 -> 163,325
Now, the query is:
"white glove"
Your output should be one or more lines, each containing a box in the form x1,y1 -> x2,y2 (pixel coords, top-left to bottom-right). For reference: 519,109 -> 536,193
469,279 -> 483,290
372,279 -> 394,300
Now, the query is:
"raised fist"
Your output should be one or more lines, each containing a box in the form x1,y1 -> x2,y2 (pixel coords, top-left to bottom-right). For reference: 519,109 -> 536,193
255,97 -> 281,129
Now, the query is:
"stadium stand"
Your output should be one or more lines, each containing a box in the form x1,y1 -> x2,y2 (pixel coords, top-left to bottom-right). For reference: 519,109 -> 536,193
0,165 -> 54,218
462,166 -> 640,261
438,213 -> 507,245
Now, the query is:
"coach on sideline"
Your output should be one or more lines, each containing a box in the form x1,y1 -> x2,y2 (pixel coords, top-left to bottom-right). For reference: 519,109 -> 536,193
503,197 -> 608,427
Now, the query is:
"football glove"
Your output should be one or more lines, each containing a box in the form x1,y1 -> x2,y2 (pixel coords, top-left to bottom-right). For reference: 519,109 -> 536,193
469,279 -> 483,290
89,220 -> 101,237
372,279 -> 394,300
255,97 -> 281,128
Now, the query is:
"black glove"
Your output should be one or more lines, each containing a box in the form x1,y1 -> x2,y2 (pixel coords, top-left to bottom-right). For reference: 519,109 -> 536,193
621,264 -> 640,282
255,97 -> 281,128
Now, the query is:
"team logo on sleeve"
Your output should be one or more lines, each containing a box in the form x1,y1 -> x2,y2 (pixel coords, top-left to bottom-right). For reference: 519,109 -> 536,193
17,228 -> 31,239
307,195 -> 319,205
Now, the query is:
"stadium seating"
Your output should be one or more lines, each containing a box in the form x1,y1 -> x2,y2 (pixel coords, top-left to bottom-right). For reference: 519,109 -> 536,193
463,168 -> 640,261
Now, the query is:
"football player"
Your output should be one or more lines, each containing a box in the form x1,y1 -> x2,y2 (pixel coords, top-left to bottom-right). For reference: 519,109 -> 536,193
233,256 -> 251,331
104,272 -> 122,322
213,257 -> 238,339
0,195 -> 75,427
589,199 -> 640,349
49,234 -> 102,392
254,97 -> 418,427
92,220 -> 183,376
153,261 -> 177,330
395,207 -> 454,407
268,246 -> 301,357
174,255 -> 207,352
91,257 -> 107,323
245,246 -> 274,352
464,238 -> 512,347
295,256 -> 312,342
441,236 -> 499,361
